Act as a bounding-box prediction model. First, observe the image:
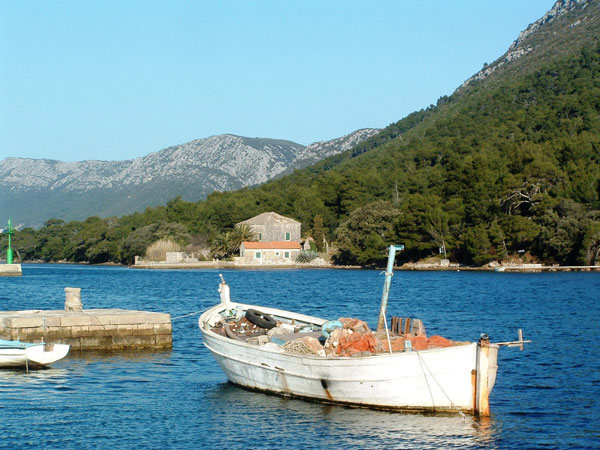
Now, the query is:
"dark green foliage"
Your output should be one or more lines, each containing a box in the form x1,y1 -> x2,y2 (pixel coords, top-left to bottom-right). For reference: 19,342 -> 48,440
312,215 -> 326,252
334,201 -> 401,266
295,251 -> 319,263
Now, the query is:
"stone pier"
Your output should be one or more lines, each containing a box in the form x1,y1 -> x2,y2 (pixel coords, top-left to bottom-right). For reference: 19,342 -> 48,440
0,309 -> 172,350
0,264 -> 22,276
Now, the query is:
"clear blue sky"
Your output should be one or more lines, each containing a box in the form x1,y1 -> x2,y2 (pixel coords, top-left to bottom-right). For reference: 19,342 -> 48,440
1,0 -> 554,162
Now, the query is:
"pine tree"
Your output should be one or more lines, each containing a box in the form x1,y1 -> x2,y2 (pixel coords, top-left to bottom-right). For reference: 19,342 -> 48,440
313,215 -> 326,252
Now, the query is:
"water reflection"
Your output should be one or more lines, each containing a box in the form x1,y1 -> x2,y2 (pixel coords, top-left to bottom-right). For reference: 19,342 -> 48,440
66,348 -> 173,364
203,383 -> 500,449
0,367 -> 69,384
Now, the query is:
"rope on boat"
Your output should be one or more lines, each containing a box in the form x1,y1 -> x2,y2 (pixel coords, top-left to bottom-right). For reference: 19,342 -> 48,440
415,348 -> 436,411
414,348 -> 466,420
382,314 -> 393,355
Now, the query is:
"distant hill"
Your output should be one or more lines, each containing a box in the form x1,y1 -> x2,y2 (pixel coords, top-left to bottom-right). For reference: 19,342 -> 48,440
0,129 -> 379,227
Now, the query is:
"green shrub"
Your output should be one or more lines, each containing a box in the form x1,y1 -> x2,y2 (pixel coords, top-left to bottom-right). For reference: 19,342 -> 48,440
295,250 -> 319,263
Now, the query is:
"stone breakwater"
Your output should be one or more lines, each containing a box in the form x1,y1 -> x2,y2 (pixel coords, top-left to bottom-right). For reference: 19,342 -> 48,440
0,309 -> 172,350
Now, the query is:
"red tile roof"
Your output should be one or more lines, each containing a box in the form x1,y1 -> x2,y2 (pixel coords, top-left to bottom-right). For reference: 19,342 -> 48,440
242,241 -> 301,250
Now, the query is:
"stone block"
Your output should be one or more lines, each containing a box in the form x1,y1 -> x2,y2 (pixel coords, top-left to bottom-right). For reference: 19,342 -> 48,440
45,326 -> 71,339
155,334 -> 172,347
117,325 -> 134,336
154,324 -> 172,335
44,316 -> 62,327
138,336 -> 157,348
135,327 -> 155,336
112,335 -> 148,349
24,328 -> 46,342
71,326 -> 87,338
61,315 -> 93,327
68,338 -> 82,350
89,314 -> 111,325
80,336 -> 113,350
109,313 -> 147,325
9,317 -> 44,328
147,313 -> 171,324
103,325 -> 118,335
86,325 -> 108,338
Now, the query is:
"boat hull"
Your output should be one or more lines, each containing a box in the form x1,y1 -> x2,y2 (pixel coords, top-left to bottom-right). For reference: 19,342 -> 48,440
200,303 -> 498,415
0,343 -> 70,368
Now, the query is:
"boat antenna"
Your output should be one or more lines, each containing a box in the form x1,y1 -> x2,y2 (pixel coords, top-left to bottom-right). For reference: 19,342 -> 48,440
376,245 -> 404,332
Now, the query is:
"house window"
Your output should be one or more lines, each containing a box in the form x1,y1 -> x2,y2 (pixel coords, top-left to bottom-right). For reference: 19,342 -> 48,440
284,251 -> 290,259
275,251 -> 280,256
258,232 -> 262,241
285,232 -> 291,241
255,251 -> 262,259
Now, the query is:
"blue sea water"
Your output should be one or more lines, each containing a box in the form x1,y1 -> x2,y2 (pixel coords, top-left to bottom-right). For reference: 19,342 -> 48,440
0,264 -> 598,449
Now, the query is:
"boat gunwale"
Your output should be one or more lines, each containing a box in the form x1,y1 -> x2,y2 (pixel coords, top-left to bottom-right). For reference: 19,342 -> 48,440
199,302 -> 487,364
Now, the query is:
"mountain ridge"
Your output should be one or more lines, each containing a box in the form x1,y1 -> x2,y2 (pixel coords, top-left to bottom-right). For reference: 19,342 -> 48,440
461,0 -> 596,89
0,129 -> 379,227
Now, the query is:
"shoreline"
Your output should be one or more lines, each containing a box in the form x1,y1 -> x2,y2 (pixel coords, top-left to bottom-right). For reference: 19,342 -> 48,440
11,261 -> 600,272
131,262 -> 600,272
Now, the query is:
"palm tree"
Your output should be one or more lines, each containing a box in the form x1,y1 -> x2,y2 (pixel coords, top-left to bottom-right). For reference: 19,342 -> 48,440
227,224 -> 257,254
210,233 -> 230,259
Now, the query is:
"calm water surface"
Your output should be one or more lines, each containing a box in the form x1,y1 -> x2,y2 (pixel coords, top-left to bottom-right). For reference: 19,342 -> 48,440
0,265 -> 598,449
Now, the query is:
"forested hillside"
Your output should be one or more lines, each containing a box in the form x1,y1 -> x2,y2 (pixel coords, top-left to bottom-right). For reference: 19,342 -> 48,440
3,0 -> 600,267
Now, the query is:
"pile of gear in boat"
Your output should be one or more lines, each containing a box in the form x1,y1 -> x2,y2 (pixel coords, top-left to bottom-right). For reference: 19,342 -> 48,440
212,307 -> 465,357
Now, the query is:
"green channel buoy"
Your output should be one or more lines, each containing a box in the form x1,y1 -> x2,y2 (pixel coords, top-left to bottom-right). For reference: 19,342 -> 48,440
6,219 -> 14,264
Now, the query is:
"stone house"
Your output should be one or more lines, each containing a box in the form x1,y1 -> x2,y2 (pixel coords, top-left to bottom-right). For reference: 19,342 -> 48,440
236,212 -> 301,242
238,241 -> 302,264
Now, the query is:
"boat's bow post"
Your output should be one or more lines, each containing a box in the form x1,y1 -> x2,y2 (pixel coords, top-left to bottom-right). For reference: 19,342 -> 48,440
376,245 -> 404,332
218,274 -> 231,306
474,333 -> 500,417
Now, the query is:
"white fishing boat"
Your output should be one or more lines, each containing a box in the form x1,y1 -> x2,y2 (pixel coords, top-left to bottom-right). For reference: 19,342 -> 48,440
199,245 -> 528,416
0,339 -> 70,369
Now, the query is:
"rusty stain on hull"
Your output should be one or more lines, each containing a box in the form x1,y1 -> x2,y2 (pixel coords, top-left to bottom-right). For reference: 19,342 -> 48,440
471,369 -> 478,413
321,379 -> 334,401
277,367 -> 290,395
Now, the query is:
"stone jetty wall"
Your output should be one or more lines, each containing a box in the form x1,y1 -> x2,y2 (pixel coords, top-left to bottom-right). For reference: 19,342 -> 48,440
0,309 -> 172,350
0,264 -> 22,276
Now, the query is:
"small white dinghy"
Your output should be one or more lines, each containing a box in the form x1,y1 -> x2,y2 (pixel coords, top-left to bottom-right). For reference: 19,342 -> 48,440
0,339 -> 70,370
199,245 -> 528,416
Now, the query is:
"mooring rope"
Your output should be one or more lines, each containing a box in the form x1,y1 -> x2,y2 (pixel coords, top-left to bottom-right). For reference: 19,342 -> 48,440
414,348 -> 466,419
415,347 -> 436,410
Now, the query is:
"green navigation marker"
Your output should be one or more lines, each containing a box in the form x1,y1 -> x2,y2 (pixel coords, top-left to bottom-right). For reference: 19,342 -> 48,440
6,219 -> 14,264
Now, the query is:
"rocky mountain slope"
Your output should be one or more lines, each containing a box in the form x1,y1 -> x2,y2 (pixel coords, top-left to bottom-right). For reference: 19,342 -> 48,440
0,129 -> 379,227
461,0 -> 594,88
